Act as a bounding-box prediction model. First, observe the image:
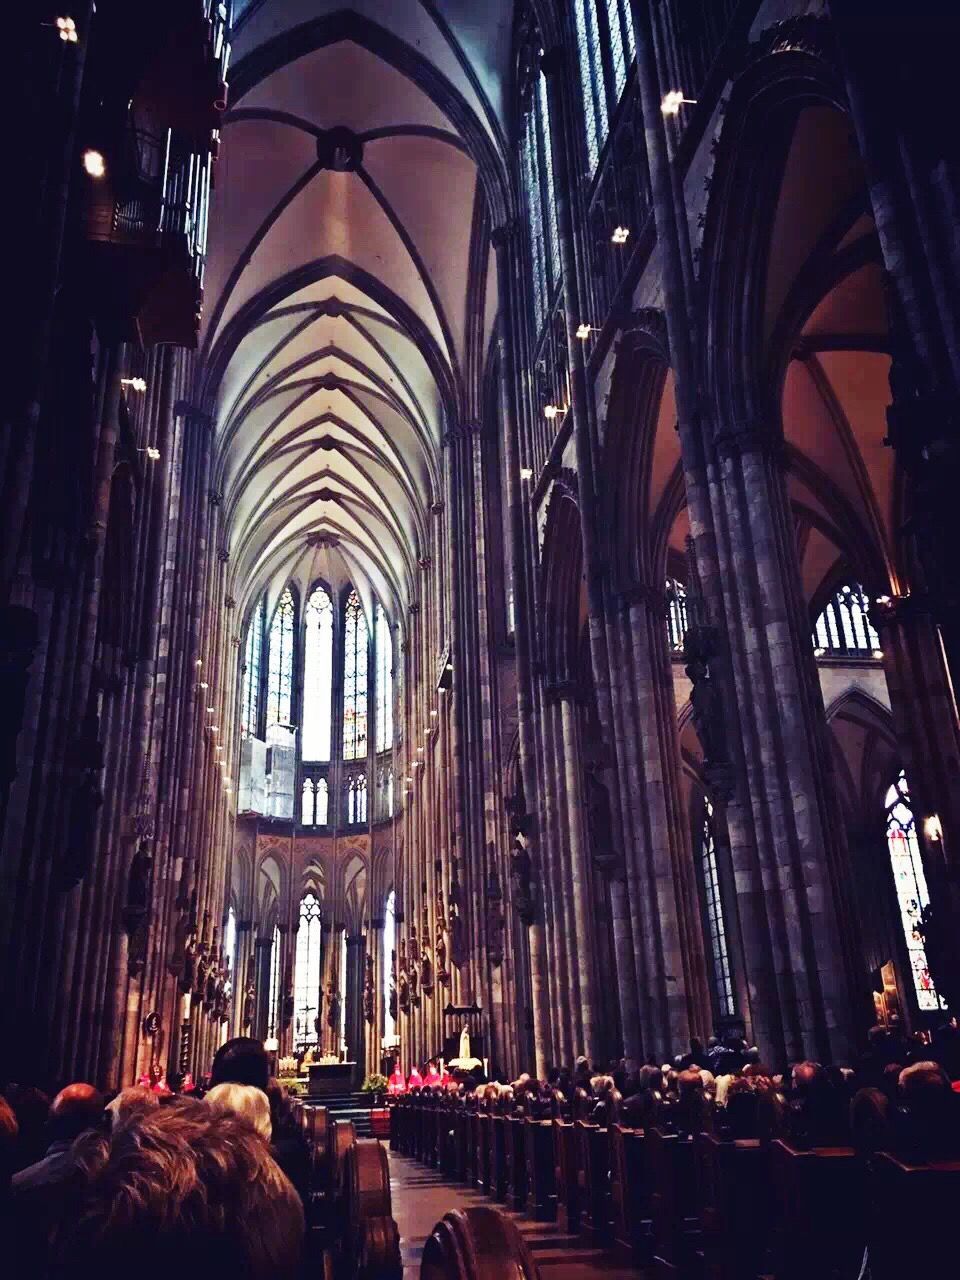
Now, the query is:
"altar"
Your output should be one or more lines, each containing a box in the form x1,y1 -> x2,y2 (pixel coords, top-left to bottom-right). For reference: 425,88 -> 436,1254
307,1060 -> 360,1098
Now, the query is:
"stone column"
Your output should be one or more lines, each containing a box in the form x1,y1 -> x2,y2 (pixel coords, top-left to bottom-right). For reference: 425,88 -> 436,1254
557,689 -> 602,1065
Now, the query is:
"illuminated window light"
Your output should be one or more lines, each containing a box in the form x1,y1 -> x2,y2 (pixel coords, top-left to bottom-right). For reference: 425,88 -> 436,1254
924,814 -> 943,843
611,226 -> 630,245
121,376 -> 147,393
575,323 -> 599,341
660,90 -> 697,116
83,149 -> 105,178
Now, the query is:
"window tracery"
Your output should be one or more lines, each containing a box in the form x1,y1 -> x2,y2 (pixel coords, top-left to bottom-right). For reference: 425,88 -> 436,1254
241,596 -> 265,738
294,892 -> 323,1048
813,582 -> 881,657
574,0 -> 635,173
303,585 -> 334,761
343,591 -> 368,760
700,796 -> 735,1020
885,770 -> 944,1011
266,587 -> 295,728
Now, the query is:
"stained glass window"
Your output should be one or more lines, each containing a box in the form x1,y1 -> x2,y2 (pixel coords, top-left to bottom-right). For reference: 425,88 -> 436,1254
294,892 -> 323,1048
303,585 -> 334,760
520,57 -> 560,332
343,590 -> 368,760
885,771 -> 945,1011
813,582 -> 882,657
241,596 -> 265,738
383,889 -> 396,1043
347,774 -> 367,825
574,0 -> 635,173
375,603 -> 393,752
700,797 -> 736,1019
316,777 -> 329,826
667,579 -> 688,652
301,778 -> 315,826
266,922 -> 282,1040
266,587 -> 295,727
339,929 -> 348,1043
224,905 -> 237,978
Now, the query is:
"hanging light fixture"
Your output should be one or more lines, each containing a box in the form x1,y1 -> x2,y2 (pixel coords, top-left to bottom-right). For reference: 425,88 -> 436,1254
121,376 -> 147,393
660,89 -> 697,115
575,323 -> 599,341
56,16 -> 78,42
82,149 -> 106,178
611,226 -> 630,245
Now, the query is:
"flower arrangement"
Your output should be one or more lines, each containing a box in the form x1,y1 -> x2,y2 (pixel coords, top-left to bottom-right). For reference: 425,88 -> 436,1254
361,1073 -> 389,1096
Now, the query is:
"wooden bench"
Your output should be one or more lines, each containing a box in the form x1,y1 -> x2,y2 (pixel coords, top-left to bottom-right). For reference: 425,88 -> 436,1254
525,1118 -> 556,1221
505,1114 -> 528,1211
867,1151 -> 960,1280
610,1123 -> 652,1263
554,1119 -> 581,1234
768,1140 -> 861,1280
697,1133 -> 767,1280
577,1120 -> 612,1243
647,1127 -> 700,1278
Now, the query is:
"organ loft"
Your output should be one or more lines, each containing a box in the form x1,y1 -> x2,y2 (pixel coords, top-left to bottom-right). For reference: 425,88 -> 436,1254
3,3 -> 960,1278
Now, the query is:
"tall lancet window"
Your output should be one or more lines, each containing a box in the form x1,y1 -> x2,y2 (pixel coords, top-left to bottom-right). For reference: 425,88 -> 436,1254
315,777 -> 329,826
520,59 -> 560,330
294,892 -> 323,1048
303,585 -> 334,761
574,0 -> 636,173
266,923 -> 282,1040
343,590 -> 368,760
383,889 -> 396,1044
266,587 -> 295,727
813,582 -> 881,657
700,797 -> 736,1020
375,603 -> 393,752
241,596 -> 265,737
224,905 -> 237,978
885,771 -> 945,1011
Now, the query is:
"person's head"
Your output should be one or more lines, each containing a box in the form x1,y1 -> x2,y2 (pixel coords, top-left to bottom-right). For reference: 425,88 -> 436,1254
205,1082 -> 272,1140
210,1037 -> 270,1092
898,1060 -> 951,1103
791,1061 -> 824,1097
49,1084 -> 105,1144
678,1067 -> 704,1098
48,1102 -> 302,1280
105,1087 -> 159,1131
850,1087 -> 890,1157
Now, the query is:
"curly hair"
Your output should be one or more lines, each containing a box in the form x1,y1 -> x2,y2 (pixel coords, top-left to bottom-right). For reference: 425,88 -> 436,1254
49,1100 -> 303,1280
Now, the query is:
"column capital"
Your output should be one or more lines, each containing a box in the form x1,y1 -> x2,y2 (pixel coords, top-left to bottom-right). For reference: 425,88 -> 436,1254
543,678 -> 579,706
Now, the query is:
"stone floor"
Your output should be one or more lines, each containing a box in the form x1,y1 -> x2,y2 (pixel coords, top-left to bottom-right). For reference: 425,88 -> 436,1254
389,1151 -> 649,1279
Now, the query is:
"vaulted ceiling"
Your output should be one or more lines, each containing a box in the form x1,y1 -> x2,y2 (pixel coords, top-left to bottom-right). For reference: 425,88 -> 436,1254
203,2 -> 513,628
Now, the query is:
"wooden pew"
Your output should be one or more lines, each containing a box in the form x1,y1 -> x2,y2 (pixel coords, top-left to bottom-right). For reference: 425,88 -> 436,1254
421,1206 -> 540,1280
341,1138 -> 402,1279
577,1120 -> 612,1243
506,1115 -> 528,1212
697,1133 -> 767,1280
525,1118 -> 556,1221
647,1127 -> 700,1278
452,1108 -> 468,1182
465,1110 -> 479,1187
490,1114 -> 508,1201
609,1123 -> 652,1263
867,1152 -> 960,1280
553,1119 -> 581,1234
767,1140 -> 861,1280
477,1111 -> 493,1194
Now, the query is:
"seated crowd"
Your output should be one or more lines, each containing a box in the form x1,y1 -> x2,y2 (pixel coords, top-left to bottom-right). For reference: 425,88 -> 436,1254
393,1021 -> 960,1162
1,1038 -> 310,1280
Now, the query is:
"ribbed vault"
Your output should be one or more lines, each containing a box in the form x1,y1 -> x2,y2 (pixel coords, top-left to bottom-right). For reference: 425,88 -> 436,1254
202,1 -> 512,626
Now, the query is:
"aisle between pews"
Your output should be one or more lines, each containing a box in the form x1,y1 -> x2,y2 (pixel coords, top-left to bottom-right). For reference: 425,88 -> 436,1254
389,1149 -> 650,1279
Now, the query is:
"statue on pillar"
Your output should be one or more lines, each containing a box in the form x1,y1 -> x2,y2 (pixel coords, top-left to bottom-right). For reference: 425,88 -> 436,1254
436,922 -> 449,987
510,833 -> 534,924
408,927 -> 420,1005
398,940 -> 410,1013
485,857 -> 504,967
242,981 -> 255,1031
325,980 -> 340,1031
363,952 -> 374,1023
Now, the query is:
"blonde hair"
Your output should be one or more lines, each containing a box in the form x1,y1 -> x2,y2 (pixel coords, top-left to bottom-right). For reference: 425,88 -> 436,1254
205,1081 -> 272,1140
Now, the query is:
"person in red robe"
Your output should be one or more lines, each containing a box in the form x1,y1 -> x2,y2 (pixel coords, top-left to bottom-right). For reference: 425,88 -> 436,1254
407,1065 -> 424,1090
388,1066 -> 407,1095
423,1059 -> 441,1088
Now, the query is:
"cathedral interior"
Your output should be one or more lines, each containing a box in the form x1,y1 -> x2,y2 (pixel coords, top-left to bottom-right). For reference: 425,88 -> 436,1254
4,2 -> 960,1275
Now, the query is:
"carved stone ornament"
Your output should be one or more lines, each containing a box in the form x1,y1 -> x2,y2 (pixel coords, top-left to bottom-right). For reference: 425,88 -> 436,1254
242,982 -> 255,1030
398,939 -> 410,1014
363,951 -> 375,1023
485,858 -> 505,967
510,835 -> 535,925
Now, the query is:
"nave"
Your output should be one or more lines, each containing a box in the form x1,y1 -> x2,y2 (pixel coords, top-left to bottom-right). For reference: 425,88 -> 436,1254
5,0 -> 960,1274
